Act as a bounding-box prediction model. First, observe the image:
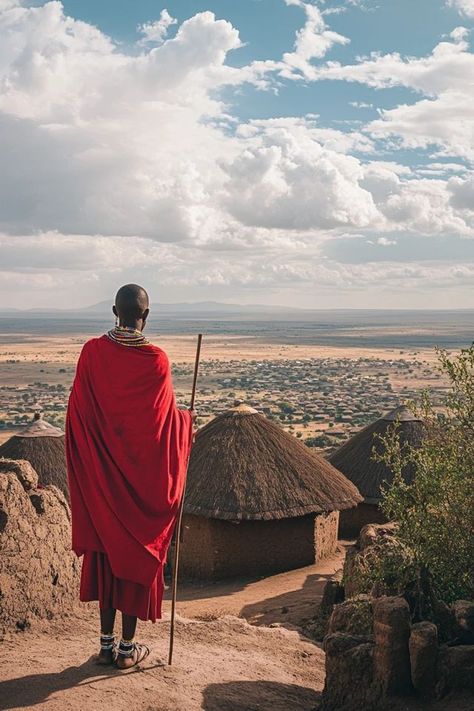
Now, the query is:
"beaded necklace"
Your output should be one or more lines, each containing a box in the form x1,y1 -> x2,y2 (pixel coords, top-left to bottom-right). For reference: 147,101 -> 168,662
106,326 -> 150,347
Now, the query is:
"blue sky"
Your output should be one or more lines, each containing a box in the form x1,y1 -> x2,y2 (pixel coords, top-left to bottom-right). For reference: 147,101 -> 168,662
0,0 -> 473,308
59,0 -> 462,130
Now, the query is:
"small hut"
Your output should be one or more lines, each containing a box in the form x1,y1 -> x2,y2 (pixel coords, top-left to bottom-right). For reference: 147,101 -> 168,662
329,405 -> 424,538
0,413 -> 68,500
181,404 -> 362,579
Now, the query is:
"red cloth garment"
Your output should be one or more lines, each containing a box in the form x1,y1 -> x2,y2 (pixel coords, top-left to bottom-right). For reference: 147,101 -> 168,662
66,335 -> 192,620
80,551 -> 164,622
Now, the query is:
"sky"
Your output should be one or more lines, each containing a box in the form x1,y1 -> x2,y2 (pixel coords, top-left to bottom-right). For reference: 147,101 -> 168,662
0,0 -> 473,309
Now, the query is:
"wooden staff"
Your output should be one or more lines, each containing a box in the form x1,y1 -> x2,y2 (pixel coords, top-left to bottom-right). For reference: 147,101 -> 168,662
168,333 -> 203,666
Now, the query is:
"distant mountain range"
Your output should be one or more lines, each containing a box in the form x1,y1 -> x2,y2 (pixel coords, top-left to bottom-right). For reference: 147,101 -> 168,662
0,300 -> 306,316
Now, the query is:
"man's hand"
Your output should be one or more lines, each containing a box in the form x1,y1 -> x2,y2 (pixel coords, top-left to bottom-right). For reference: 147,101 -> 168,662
189,409 -> 198,423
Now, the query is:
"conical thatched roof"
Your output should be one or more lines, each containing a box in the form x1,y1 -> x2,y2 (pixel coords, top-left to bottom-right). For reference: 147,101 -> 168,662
185,404 -> 362,521
328,405 -> 424,505
0,414 -> 68,500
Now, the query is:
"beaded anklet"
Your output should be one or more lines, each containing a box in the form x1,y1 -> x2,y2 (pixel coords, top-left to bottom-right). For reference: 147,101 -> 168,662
118,639 -> 135,658
100,632 -> 116,652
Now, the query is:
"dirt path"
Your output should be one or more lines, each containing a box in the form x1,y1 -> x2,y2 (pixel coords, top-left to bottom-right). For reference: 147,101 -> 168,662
0,612 -> 324,711
170,546 -> 348,627
0,552 -> 349,711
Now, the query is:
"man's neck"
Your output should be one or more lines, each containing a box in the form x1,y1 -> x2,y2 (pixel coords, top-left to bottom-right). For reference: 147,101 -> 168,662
119,321 -> 143,332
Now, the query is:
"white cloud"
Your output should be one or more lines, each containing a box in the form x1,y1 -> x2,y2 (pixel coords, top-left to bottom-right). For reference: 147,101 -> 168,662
281,0 -> 349,79
447,0 -> 474,19
138,9 -> 177,45
448,173 -> 474,210
0,1 -> 473,308
306,33 -> 474,163
222,122 -> 380,230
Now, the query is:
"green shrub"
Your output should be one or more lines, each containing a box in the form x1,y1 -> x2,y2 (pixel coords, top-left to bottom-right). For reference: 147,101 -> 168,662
376,346 -> 474,603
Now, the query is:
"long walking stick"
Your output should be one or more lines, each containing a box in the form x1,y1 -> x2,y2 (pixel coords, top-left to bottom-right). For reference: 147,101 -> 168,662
168,333 -> 203,666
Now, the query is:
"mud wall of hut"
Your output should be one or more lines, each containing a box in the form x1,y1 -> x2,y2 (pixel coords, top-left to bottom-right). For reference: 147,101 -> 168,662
339,503 -> 387,539
314,510 -> 339,561
180,511 -> 341,580
181,513 -> 319,579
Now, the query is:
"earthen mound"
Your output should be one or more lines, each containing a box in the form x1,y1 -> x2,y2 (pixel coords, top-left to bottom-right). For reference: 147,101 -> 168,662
0,458 -> 79,633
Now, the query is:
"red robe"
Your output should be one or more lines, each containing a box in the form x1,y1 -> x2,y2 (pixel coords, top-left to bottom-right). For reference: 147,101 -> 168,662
66,335 -> 192,621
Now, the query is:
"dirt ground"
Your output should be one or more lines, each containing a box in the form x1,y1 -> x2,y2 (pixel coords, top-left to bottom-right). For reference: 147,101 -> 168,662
172,547 -> 348,627
0,612 -> 324,711
1,546 -> 472,711
0,552 -> 342,711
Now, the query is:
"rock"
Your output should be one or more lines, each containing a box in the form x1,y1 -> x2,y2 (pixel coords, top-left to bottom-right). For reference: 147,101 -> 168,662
305,579 -> 345,642
436,644 -> 474,697
373,596 -> 412,696
358,523 -> 398,552
433,598 -> 456,644
343,524 -> 413,599
328,595 -> 373,637
322,633 -> 376,711
409,621 -> 438,697
452,600 -> 474,645
0,458 -> 38,491
320,579 -> 345,615
0,462 -> 79,633
342,545 -> 359,599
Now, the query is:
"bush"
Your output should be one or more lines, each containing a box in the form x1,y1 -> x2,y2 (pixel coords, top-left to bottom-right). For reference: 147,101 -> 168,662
376,346 -> 474,604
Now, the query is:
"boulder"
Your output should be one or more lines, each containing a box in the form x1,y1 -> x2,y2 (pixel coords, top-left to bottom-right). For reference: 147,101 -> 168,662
343,524 -> 414,599
357,523 -> 398,552
0,462 -> 79,633
322,633 -> 375,711
436,644 -> 474,697
452,600 -> 474,645
305,579 -> 345,642
320,579 -> 345,615
328,595 -> 373,638
409,621 -> 438,697
373,596 -> 412,696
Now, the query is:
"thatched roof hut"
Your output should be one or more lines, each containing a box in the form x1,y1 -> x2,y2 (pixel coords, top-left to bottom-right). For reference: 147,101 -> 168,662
328,405 -> 424,504
185,404 -> 362,520
0,414 -> 68,500
328,405 -> 424,537
181,404 -> 362,579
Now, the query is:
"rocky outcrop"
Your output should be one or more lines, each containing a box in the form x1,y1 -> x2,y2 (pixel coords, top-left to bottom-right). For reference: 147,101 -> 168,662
436,644 -> 474,697
452,600 -> 474,645
328,595 -> 373,638
320,523 -> 474,710
409,621 -> 438,697
373,596 -> 412,695
323,633 -> 375,711
305,578 -> 345,641
0,459 -> 79,634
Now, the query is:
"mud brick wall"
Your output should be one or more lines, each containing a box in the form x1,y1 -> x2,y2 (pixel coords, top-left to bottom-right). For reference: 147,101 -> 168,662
180,512 -> 337,580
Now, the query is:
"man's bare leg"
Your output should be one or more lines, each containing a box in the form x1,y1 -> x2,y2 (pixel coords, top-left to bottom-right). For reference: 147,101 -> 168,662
117,614 -> 149,669
97,607 -> 117,665
122,613 -> 138,642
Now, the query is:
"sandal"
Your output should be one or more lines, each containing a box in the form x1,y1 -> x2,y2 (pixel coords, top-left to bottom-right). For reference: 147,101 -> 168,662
116,640 -> 150,670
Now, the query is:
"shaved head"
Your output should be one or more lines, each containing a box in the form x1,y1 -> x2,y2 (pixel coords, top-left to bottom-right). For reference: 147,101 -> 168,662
113,284 -> 150,330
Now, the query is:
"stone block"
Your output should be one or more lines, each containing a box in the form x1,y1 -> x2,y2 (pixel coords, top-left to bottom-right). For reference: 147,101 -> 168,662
409,621 -> 438,697
373,596 -> 412,695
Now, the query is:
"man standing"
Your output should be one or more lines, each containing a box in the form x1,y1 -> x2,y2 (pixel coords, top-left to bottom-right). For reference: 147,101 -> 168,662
66,284 -> 193,669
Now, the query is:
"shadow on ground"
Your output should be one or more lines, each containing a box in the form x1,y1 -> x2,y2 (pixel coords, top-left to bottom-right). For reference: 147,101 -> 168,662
240,571 -> 334,626
202,680 -> 321,711
0,657 -> 162,710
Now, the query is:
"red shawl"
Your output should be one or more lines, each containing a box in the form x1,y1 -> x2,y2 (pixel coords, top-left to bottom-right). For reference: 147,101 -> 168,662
66,336 -> 193,587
